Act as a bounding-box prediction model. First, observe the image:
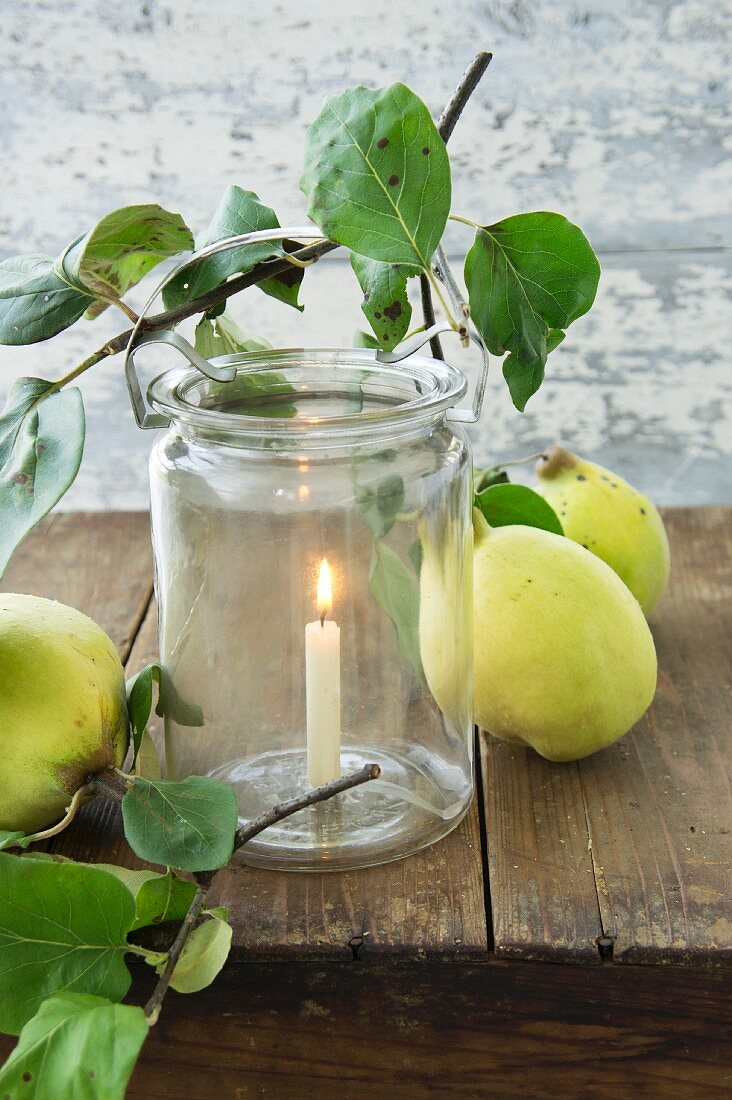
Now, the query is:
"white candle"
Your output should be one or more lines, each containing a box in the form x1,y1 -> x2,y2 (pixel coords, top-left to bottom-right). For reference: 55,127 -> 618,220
306,558 -> 341,787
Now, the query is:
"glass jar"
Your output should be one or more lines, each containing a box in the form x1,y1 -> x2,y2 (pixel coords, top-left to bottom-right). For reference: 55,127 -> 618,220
148,348 -> 474,870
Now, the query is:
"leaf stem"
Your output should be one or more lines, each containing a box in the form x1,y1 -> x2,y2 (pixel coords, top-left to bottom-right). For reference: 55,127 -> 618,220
432,244 -> 471,345
425,267 -> 460,331
499,450 -> 550,468
449,213 -> 482,230
24,785 -> 89,843
280,246 -> 325,270
107,297 -> 140,324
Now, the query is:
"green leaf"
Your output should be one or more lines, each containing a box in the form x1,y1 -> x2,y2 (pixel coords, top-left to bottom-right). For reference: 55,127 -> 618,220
156,666 -> 204,727
408,537 -> 423,577
88,864 -> 196,931
473,466 -> 510,493
258,238 -> 306,311
63,204 -> 194,301
369,539 -> 422,680
193,313 -> 272,359
122,775 -> 238,872
474,483 -> 564,535
131,870 -> 197,930
204,906 -> 229,921
300,83 -> 451,266
502,328 -> 566,412
160,914 -> 232,994
17,857 -> 194,932
0,378 -> 85,578
351,255 -> 417,350
126,666 -> 153,764
464,212 -> 600,409
354,329 -> 380,349
135,729 -> 162,780
197,332 -> 299,419
0,854 -> 135,1034
0,830 -> 32,851
163,186 -> 302,311
0,255 -> 94,345
357,473 -> 406,538
126,662 -> 203,766
0,991 -> 147,1099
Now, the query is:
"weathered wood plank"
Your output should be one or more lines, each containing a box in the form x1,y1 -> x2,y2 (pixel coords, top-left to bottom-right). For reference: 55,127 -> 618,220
579,506 -> 732,963
54,596 -> 489,958
480,737 -> 602,962
209,789 -> 487,959
0,511 -> 152,662
482,505 -> 732,964
12,506 -> 732,967
4,959 -> 722,1099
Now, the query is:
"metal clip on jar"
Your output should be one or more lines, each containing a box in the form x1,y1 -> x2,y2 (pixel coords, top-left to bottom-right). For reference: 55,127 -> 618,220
125,229 -> 489,871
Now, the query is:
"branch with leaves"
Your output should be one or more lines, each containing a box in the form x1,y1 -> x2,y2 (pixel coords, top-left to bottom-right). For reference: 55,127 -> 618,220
0,50 -> 599,580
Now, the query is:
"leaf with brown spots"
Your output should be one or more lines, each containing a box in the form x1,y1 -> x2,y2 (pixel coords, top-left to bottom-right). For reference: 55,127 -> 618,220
350,254 -> 417,350
62,204 -> 194,302
0,992 -> 147,1098
301,83 -> 450,267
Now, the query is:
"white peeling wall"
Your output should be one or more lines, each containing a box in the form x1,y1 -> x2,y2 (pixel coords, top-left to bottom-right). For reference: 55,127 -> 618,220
0,0 -> 729,506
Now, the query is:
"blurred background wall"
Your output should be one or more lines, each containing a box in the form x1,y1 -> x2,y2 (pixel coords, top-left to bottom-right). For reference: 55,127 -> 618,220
0,0 -> 729,507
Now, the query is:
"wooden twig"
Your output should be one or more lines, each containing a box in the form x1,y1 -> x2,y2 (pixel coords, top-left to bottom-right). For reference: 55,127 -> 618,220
233,763 -> 381,849
144,884 -> 208,1024
437,52 -> 492,142
420,274 -> 444,359
88,240 -> 337,363
419,51 -> 493,352
87,770 -> 129,804
23,785 -> 90,843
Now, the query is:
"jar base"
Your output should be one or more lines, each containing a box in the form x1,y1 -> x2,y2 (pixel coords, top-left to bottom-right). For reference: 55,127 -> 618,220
208,745 -> 473,871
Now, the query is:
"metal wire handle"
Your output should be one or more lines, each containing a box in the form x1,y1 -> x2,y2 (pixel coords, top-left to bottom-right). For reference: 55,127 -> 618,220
123,227 -> 489,428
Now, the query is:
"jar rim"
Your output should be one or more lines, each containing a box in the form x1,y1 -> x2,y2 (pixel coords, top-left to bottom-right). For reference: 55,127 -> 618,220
147,347 -> 468,437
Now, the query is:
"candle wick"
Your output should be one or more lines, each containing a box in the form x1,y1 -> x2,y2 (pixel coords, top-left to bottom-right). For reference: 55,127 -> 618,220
320,609 -> 327,628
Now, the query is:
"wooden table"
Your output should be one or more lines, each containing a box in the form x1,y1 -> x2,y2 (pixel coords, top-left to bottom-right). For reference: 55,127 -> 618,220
1,508 -> 730,1097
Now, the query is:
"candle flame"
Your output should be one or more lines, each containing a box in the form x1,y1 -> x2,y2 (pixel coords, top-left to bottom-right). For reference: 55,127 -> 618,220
316,558 -> 333,620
